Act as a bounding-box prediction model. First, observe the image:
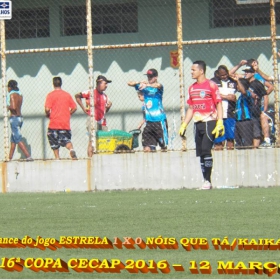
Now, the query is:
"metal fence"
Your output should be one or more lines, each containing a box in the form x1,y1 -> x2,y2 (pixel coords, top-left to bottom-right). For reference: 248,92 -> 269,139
0,0 -> 279,161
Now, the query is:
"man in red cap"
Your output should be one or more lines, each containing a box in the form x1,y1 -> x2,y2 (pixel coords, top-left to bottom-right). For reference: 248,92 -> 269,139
75,75 -> 112,157
128,68 -> 168,152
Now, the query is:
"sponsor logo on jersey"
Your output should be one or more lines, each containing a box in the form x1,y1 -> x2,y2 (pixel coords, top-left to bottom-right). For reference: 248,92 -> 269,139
193,103 -> 206,110
146,100 -> 152,109
200,91 -> 206,98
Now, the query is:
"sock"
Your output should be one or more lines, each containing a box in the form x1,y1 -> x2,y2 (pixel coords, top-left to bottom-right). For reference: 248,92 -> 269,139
204,155 -> 213,183
264,137 -> 271,144
200,156 -> 206,181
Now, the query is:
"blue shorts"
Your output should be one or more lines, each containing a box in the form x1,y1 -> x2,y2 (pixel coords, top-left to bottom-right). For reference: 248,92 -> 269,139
214,118 -> 236,144
10,116 -> 23,144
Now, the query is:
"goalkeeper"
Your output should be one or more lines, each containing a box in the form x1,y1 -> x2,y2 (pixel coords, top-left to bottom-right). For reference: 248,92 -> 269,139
179,60 -> 224,190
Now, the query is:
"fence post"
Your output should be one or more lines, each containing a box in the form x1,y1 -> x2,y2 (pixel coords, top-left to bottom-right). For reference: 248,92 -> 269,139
176,0 -> 186,151
1,20 -> 9,161
86,0 -> 95,154
270,0 -> 280,146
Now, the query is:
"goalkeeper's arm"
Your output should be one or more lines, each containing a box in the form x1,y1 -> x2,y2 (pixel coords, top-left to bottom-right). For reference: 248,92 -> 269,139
216,101 -> 223,121
179,106 -> 193,137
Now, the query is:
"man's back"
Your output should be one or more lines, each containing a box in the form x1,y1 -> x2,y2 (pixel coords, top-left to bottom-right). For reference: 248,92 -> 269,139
45,89 -> 76,130
9,93 -> 23,116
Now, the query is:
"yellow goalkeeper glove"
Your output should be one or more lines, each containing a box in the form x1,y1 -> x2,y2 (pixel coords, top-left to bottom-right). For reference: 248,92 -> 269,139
179,122 -> 187,137
212,119 -> 225,138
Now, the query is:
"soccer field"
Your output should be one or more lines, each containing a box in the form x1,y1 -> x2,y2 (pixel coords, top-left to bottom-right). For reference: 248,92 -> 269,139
1,187 -> 280,279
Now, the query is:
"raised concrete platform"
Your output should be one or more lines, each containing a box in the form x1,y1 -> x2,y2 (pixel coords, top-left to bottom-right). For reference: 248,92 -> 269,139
1,149 -> 279,193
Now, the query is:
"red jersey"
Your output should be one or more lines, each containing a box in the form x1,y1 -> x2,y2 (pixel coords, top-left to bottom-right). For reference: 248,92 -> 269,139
81,89 -> 109,126
187,79 -> 222,123
45,89 -> 77,130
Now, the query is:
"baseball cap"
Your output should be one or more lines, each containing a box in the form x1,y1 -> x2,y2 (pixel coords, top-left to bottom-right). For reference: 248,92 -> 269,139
96,75 -> 112,83
144,68 -> 158,77
242,66 -> 255,73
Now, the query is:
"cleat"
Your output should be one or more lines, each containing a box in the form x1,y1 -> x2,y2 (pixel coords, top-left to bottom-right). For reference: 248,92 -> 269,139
200,180 -> 212,190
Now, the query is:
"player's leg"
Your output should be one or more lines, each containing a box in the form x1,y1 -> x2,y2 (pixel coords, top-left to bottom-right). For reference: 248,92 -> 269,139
9,143 -> 16,160
194,123 -> 204,180
259,112 -> 272,148
60,130 -> 77,160
47,129 -> 61,160
200,121 -> 216,188
10,116 -> 32,160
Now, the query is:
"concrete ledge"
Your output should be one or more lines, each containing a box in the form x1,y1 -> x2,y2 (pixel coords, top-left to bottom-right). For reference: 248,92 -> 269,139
1,149 -> 279,193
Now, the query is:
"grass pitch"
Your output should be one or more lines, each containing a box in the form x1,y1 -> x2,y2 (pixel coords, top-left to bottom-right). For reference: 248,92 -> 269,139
1,187 -> 280,279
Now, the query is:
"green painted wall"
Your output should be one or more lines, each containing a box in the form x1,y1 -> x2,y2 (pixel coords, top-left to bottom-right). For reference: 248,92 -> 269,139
0,0 -> 277,159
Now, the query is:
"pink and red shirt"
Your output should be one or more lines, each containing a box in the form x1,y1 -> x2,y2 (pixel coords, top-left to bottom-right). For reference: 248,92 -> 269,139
187,79 -> 222,123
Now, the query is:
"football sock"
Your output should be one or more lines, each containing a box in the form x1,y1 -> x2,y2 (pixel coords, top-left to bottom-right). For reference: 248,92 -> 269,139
200,156 -> 206,181
203,155 -> 213,183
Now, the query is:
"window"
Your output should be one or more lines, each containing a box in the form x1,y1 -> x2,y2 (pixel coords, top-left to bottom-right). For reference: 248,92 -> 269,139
6,7 -> 49,39
61,2 -> 138,36
210,0 -> 280,28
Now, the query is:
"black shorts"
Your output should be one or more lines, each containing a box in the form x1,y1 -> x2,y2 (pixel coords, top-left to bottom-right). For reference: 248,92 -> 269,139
47,129 -> 72,150
252,118 -> 262,139
194,121 -> 216,157
235,120 -> 253,147
142,121 -> 168,148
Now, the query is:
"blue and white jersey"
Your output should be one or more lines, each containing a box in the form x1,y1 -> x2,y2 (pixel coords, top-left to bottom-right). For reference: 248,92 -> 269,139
235,90 -> 253,121
135,84 -> 166,122
254,73 -> 265,84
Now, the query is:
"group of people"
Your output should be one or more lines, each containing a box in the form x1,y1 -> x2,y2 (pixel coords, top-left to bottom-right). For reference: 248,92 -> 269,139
209,59 -> 275,150
6,58 -> 276,190
179,58 -> 276,190
6,75 -> 112,161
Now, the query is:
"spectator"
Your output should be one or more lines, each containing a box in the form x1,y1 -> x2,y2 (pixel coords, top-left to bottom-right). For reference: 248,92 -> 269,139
7,80 -> 33,161
45,77 -> 77,160
243,65 -> 273,148
75,75 -> 112,157
231,78 -> 252,148
230,60 -> 274,148
128,68 -> 168,152
249,79 -> 268,148
249,60 -> 274,148
179,60 -> 224,190
211,65 -> 237,150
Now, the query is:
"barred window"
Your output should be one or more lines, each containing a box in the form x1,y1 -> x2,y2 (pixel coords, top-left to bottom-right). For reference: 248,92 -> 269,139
61,2 -> 138,36
210,0 -> 280,28
6,7 -> 49,39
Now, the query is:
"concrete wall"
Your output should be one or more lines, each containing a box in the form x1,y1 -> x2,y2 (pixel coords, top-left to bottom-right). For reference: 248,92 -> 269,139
1,148 -> 279,193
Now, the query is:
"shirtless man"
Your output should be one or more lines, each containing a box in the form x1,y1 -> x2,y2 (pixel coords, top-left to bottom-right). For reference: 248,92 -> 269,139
7,80 -> 33,161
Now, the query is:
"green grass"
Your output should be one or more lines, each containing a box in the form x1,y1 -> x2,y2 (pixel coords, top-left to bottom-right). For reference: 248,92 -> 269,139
1,188 -> 280,278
